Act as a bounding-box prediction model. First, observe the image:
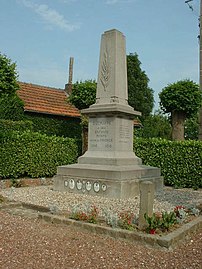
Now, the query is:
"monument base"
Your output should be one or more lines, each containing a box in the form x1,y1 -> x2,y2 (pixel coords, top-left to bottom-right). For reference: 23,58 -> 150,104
53,163 -> 163,199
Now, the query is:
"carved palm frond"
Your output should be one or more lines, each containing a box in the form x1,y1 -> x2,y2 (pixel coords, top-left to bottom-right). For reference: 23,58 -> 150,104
100,48 -> 110,91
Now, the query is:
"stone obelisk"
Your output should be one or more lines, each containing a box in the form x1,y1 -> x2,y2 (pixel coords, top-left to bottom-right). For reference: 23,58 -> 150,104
53,29 -> 163,198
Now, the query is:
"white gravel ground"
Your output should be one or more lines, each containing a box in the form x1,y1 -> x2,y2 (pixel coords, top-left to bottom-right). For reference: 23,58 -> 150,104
0,185 -> 201,217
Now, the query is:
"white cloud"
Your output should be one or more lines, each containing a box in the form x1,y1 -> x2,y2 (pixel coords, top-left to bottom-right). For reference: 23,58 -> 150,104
106,0 -> 118,4
20,0 -> 80,31
58,0 -> 77,3
106,0 -> 135,4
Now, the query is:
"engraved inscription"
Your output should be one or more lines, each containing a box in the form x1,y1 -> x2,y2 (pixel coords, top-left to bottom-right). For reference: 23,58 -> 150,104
119,123 -> 131,143
100,48 -> 110,91
89,118 -> 113,150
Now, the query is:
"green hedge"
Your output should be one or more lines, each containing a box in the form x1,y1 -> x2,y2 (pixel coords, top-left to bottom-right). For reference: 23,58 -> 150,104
0,119 -> 33,132
0,131 -> 78,179
134,138 -> 202,188
24,114 -> 82,155
24,113 -> 82,139
1,131 -> 201,188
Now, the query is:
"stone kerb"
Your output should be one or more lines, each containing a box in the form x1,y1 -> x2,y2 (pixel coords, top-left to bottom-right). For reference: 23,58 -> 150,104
37,210 -> 202,250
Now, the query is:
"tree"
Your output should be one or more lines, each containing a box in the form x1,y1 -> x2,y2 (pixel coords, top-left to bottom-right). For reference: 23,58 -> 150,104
0,94 -> 24,121
0,53 -> 24,121
68,80 -> 97,154
127,53 -> 154,118
68,80 -> 97,110
136,110 -> 171,139
159,79 -> 202,141
0,53 -> 20,96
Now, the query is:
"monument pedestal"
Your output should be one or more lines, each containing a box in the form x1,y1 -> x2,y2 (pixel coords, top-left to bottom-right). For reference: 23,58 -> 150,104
53,107 -> 163,198
53,163 -> 163,199
53,29 -> 163,198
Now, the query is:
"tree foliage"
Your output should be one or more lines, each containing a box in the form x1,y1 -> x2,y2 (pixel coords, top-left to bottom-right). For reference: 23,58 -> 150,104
136,111 -> 171,139
0,94 -> 24,121
68,80 -> 97,110
159,79 -> 202,140
127,53 -> 154,118
0,53 -> 20,96
159,79 -> 202,118
0,53 -> 24,121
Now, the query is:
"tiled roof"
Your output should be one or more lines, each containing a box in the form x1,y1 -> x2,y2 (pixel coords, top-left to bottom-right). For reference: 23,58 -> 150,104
17,82 -> 80,118
134,118 -> 142,128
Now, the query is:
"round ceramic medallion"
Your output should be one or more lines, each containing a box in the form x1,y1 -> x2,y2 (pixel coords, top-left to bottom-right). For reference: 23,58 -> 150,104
64,180 -> 68,187
69,179 -> 75,189
76,180 -> 82,190
86,181 -> 92,191
93,182 -> 100,192
101,183 -> 107,192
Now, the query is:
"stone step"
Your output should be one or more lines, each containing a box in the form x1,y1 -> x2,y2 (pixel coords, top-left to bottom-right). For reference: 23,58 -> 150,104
57,163 -> 161,180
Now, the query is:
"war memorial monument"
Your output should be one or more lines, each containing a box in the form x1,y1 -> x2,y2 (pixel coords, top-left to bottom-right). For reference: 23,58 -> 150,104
54,29 -> 163,198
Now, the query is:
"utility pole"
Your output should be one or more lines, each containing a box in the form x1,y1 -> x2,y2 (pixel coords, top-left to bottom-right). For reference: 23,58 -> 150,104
65,57 -> 74,95
199,0 -> 202,140
185,0 -> 202,140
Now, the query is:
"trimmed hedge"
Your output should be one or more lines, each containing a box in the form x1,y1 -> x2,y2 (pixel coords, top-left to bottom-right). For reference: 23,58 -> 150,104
0,119 -> 33,132
24,113 -> 82,139
0,131 -> 78,179
1,131 -> 201,189
23,114 -> 83,156
134,138 -> 202,189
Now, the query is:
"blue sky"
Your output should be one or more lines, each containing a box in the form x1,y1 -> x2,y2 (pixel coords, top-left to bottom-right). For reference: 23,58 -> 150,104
0,0 -> 200,110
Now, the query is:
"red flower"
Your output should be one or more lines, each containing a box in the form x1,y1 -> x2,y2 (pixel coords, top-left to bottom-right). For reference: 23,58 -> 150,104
149,229 -> 156,234
174,205 -> 185,212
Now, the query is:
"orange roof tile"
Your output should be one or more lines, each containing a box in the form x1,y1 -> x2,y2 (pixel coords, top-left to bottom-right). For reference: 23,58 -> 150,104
133,118 -> 142,127
17,82 -> 80,118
